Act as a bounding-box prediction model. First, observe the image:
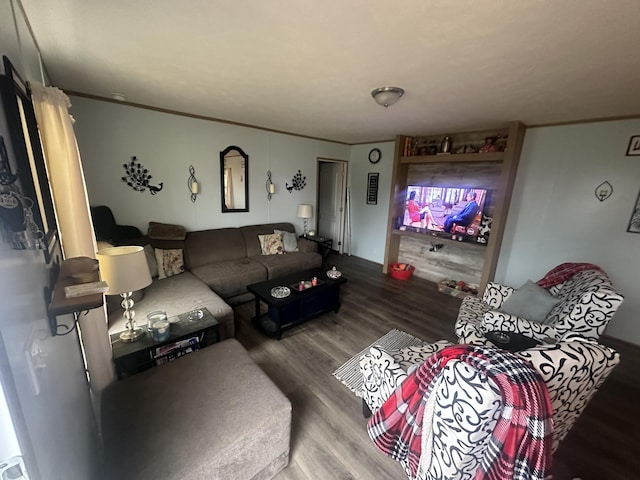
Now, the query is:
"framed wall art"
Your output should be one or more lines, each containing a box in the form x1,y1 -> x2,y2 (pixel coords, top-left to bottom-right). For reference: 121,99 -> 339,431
626,135 -> 640,156
627,188 -> 640,233
367,172 -> 379,205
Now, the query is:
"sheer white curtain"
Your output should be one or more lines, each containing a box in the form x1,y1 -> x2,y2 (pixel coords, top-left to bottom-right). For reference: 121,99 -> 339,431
30,82 -> 115,394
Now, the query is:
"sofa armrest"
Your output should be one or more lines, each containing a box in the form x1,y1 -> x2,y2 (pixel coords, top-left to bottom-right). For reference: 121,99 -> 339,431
482,310 -> 557,342
360,346 -> 408,412
297,237 -> 317,253
481,282 -> 515,308
359,341 -> 451,412
455,295 -> 492,342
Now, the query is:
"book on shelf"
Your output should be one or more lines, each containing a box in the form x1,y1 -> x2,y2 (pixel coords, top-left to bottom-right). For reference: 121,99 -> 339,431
154,337 -> 200,365
64,281 -> 109,298
403,136 -> 413,156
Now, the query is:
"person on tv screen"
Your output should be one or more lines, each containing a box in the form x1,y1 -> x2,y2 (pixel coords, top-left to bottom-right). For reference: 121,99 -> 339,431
407,190 -> 427,226
443,191 -> 479,233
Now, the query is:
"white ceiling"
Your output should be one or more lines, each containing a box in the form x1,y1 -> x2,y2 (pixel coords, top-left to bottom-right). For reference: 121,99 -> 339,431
19,0 -> 640,144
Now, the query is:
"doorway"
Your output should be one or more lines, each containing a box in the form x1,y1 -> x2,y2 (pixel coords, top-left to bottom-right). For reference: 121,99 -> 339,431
316,159 -> 347,254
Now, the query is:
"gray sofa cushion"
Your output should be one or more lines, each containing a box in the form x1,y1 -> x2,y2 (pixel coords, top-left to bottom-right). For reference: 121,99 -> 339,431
108,272 -> 234,340
190,258 -> 267,299
185,228 -> 247,269
498,280 -> 560,323
251,252 -> 322,279
102,339 -> 291,480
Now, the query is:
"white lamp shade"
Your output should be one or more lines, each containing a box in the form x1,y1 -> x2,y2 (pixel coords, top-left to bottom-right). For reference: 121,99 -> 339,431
97,246 -> 152,295
297,204 -> 313,219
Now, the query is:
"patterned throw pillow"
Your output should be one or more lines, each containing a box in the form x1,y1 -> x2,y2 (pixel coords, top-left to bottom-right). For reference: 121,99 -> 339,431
274,229 -> 299,252
154,248 -> 185,279
258,233 -> 284,255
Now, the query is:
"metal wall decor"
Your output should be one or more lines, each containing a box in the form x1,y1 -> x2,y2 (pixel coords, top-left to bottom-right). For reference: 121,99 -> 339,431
595,181 -> 613,202
367,172 -> 379,205
286,169 -> 306,193
266,170 -> 275,201
122,156 -> 163,194
187,165 -> 199,202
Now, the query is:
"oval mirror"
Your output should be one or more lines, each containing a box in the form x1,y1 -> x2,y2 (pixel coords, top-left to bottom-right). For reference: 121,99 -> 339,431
220,146 -> 249,212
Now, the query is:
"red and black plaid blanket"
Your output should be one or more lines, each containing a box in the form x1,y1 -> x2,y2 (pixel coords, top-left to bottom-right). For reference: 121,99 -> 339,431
536,262 -> 604,289
367,344 -> 553,480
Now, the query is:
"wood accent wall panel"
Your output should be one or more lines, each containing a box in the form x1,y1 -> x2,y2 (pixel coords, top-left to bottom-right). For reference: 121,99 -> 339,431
383,122 -> 526,294
398,235 -> 485,285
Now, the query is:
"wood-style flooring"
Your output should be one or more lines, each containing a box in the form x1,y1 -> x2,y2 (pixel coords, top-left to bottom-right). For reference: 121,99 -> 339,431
233,253 -> 640,480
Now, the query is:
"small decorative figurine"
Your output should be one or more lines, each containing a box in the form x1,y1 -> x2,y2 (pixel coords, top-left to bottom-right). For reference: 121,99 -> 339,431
440,136 -> 452,153
479,137 -> 499,153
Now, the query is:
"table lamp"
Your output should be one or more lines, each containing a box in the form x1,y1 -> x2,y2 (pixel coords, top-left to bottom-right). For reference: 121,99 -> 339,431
97,246 -> 152,342
297,204 -> 313,236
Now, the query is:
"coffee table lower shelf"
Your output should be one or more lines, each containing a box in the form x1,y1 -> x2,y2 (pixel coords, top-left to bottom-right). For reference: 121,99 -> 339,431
247,269 -> 347,340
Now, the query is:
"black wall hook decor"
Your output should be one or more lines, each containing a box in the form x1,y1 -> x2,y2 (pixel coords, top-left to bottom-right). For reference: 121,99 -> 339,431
122,156 -> 163,194
595,181 -> 613,202
285,169 -> 306,193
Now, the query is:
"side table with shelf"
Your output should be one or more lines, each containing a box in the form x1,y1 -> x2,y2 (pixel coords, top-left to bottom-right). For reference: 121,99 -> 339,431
110,307 -> 220,379
300,235 -> 333,266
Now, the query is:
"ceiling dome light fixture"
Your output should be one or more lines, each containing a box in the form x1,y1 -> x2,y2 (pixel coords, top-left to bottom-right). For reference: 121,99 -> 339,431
371,86 -> 405,108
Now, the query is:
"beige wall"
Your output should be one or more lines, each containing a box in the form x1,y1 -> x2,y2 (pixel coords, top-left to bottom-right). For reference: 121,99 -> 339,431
70,96 -> 350,235
497,119 -> 640,345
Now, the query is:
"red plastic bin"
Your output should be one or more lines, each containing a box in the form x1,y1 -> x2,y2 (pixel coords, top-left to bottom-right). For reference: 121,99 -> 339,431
389,262 -> 415,280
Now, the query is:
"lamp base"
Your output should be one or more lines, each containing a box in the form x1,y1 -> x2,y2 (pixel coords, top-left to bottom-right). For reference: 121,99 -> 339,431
119,327 -> 146,343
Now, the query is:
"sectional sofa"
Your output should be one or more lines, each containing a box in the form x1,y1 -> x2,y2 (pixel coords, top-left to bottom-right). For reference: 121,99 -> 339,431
106,222 -> 322,340
100,221 -> 316,480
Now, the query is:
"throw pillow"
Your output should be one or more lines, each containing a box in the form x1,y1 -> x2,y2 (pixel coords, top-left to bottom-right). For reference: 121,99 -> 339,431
258,233 -> 284,255
148,221 -> 187,240
274,229 -> 299,252
499,280 -> 560,323
154,248 -> 185,279
143,244 -> 159,278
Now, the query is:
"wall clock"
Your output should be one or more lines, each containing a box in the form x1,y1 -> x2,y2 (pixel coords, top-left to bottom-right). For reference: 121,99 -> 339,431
368,148 -> 381,164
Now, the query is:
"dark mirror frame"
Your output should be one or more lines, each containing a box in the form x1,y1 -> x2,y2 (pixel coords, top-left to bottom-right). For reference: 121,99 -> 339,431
220,145 -> 249,213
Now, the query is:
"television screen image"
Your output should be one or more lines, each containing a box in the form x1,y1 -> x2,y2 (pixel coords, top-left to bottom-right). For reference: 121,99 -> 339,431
403,186 -> 488,238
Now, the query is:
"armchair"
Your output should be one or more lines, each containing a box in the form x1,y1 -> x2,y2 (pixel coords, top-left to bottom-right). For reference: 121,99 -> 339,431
455,267 -> 623,344
360,334 -> 620,478
90,205 -> 143,245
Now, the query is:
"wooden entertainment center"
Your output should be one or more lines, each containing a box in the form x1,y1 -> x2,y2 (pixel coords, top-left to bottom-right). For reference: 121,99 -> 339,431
383,121 -> 526,294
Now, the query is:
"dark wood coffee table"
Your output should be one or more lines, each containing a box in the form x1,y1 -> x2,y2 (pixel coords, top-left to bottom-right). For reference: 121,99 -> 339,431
246,268 -> 347,339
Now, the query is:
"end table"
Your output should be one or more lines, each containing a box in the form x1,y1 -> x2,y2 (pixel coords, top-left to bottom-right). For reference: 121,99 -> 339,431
110,307 -> 219,379
300,235 -> 332,266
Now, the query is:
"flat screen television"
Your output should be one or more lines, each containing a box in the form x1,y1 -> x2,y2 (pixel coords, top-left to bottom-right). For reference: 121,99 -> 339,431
402,185 -> 488,239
